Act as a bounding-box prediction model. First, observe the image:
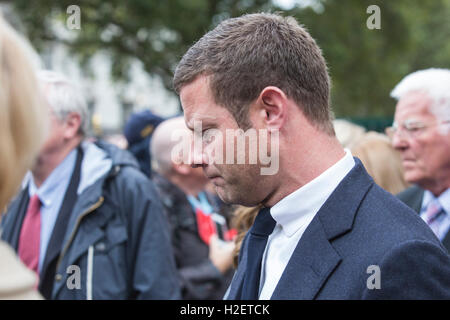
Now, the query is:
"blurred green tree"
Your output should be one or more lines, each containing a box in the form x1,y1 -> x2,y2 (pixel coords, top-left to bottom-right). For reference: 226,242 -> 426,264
3,0 -> 274,90
288,0 -> 450,117
3,0 -> 450,118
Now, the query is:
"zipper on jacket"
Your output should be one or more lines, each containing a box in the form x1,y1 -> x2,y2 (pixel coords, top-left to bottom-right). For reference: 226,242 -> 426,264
55,196 -> 104,277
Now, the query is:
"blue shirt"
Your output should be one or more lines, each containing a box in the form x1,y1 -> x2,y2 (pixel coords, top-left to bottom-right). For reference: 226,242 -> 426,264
28,149 -> 77,272
420,188 -> 450,241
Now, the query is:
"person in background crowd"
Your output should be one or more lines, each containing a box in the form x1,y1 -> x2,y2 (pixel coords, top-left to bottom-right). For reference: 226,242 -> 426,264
1,70 -> 180,300
103,133 -> 128,150
389,68 -> 450,251
174,12 -> 450,299
151,116 -> 236,299
334,119 -> 409,195
0,15 -> 46,299
123,110 -> 164,178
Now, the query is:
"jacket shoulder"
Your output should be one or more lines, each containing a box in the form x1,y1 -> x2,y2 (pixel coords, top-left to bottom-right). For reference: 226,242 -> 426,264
362,239 -> 450,299
353,184 -> 441,249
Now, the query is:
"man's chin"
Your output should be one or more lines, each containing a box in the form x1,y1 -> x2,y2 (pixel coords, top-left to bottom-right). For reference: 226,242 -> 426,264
215,187 -> 243,205
216,188 -> 259,206
404,171 -> 423,186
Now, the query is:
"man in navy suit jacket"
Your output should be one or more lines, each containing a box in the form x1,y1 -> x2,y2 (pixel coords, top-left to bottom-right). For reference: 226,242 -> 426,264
173,13 -> 450,299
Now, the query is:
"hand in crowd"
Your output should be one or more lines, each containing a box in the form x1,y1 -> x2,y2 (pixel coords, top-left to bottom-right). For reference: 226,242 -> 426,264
208,234 -> 235,274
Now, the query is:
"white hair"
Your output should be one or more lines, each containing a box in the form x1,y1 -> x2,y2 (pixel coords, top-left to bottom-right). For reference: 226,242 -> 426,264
391,68 -> 450,132
37,70 -> 89,135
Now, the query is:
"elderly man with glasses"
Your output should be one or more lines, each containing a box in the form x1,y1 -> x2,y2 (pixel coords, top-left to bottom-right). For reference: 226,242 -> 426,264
387,68 -> 450,251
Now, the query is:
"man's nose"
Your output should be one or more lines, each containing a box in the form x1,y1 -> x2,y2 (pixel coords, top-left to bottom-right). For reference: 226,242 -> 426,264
188,141 -> 207,168
391,132 -> 409,151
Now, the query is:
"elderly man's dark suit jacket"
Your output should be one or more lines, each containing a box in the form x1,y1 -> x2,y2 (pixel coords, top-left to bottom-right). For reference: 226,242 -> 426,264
226,159 -> 450,299
397,185 -> 450,251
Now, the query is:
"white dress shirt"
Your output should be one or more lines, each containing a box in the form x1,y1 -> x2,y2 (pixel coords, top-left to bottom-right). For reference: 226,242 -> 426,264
420,188 -> 450,241
258,149 -> 355,299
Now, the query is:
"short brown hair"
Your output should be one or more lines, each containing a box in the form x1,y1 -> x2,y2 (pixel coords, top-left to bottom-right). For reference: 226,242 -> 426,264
174,12 -> 334,133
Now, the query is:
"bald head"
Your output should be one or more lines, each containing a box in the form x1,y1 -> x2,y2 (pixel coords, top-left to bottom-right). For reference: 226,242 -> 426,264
150,116 -> 190,175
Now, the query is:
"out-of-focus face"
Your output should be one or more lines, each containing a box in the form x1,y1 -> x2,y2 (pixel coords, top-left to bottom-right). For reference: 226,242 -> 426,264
38,110 -> 66,155
180,76 -> 269,206
391,91 -> 450,191
35,85 -> 82,163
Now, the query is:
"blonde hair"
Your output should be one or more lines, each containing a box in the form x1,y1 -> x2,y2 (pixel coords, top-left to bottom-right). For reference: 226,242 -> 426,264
231,205 -> 261,268
351,132 -> 409,195
0,16 -> 47,211
333,119 -> 367,150
334,119 -> 408,194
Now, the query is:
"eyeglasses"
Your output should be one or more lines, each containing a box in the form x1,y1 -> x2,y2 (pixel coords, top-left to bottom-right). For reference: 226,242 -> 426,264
385,119 -> 450,139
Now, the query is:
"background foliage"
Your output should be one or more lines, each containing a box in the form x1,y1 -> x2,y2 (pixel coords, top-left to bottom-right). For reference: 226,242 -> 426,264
4,0 -> 450,119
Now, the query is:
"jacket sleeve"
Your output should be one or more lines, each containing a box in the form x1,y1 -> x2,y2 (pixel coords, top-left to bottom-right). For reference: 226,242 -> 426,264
118,168 -> 181,299
362,239 -> 450,299
168,208 -> 228,300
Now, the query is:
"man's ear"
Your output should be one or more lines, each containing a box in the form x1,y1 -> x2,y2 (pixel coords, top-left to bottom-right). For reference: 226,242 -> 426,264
63,112 -> 82,139
254,86 -> 287,131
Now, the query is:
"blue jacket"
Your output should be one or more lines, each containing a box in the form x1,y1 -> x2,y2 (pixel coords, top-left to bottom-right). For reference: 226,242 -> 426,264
227,159 -> 450,299
1,141 -> 180,299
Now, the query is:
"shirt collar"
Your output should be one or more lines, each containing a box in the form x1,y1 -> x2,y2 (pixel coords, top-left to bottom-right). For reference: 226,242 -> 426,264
29,148 -> 78,207
270,149 -> 355,237
422,188 -> 450,217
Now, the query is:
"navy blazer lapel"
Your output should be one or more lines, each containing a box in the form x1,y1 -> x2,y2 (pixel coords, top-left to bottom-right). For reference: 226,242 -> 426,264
271,159 -> 374,299
410,187 -> 424,214
271,217 -> 341,299
443,232 -> 450,252
399,185 -> 424,214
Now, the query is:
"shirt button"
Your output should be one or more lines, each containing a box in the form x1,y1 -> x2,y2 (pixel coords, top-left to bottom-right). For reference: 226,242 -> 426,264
55,274 -> 63,281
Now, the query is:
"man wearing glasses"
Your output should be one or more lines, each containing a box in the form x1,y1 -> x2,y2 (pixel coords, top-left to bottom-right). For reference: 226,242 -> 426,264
387,68 -> 450,251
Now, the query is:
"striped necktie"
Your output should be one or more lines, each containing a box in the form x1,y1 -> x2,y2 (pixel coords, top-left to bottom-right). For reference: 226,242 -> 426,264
424,199 -> 444,237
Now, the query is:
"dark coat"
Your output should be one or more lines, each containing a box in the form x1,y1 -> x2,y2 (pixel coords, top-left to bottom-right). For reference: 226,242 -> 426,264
227,159 -> 450,299
1,141 -> 180,299
153,174 -> 234,300
397,185 -> 450,251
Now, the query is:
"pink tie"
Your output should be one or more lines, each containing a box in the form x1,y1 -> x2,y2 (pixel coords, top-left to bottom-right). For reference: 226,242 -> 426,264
18,194 -> 41,275
425,199 -> 443,237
